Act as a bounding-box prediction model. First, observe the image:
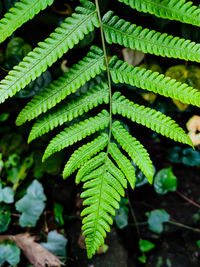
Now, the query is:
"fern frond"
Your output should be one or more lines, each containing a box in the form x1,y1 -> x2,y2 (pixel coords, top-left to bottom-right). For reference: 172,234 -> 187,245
28,82 -> 109,143
112,121 -> 154,183
0,0 -> 99,104
0,0 -> 54,43
80,156 -> 127,258
43,110 -> 110,161
109,57 -> 200,107
118,0 -> 200,27
112,92 -> 193,146
63,133 -> 108,178
108,142 -> 136,189
16,46 -> 105,125
103,11 -> 200,62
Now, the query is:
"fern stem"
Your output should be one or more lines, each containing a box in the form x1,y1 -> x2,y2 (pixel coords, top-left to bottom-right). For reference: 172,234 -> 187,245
95,0 -> 112,144
85,0 -> 113,256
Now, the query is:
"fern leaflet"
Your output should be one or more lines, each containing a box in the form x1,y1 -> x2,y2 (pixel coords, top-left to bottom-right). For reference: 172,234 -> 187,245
43,110 -> 110,161
16,46 -> 105,125
103,11 -> 200,62
28,82 -> 109,143
118,0 -> 200,27
108,142 -> 136,189
112,121 -> 154,183
109,57 -> 200,107
112,92 -> 193,146
0,0 -> 54,43
63,133 -> 108,178
0,0 -> 99,104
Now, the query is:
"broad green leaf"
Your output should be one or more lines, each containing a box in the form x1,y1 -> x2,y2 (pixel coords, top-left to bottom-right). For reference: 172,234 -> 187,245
0,240 -> 20,266
0,205 -> 11,233
15,180 -> 46,227
146,209 -> 170,234
154,167 -> 178,195
197,240 -> 200,248
0,183 -> 14,204
40,231 -> 67,257
139,239 -> 155,253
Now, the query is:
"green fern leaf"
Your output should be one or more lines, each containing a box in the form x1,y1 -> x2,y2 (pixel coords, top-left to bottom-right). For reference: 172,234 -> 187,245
16,46 -> 105,125
81,162 -> 126,258
112,92 -> 193,146
119,0 -> 200,27
109,57 -> 200,107
109,142 -> 136,189
63,133 -> 108,179
0,0 -> 99,104
28,82 -> 109,143
112,121 -> 154,183
103,11 -> 200,62
0,0 -> 54,43
43,110 -> 110,161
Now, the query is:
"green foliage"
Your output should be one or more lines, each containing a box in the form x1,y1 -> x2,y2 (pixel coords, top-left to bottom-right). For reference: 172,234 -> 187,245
15,180 -> 46,227
154,167 -> 178,194
0,240 -> 20,266
139,239 -> 155,253
146,209 -> 170,233
167,146 -> 200,166
0,205 -> 11,233
112,92 -> 192,146
0,0 -> 200,259
109,57 -> 200,107
0,0 -> 99,104
0,183 -> 14,204
119,0 -> 200,27
112,121 -> 154,183
40,230 -> 68,258
0,0 -> 54,43
103,11 -> 200,62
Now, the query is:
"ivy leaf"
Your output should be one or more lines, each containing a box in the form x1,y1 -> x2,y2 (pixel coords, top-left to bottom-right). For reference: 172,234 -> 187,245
167,147 -> 200,167
146,209 -> 170,234
0,183 -> 14,204
0,205 -> 11,233
139,239 -> 155,253
40,231 -> 68,258
154,167 -> 178,194
15,180 -> 46,227
0,240 -> 20,266
182,148 -> 200,166
114,198 -> 129,229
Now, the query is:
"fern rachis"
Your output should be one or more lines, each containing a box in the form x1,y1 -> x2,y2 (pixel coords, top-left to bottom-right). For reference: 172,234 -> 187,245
0,0 -> 200,259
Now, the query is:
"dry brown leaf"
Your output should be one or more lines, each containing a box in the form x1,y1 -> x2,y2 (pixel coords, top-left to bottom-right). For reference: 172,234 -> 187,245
122,48 -> 145,66
0,233 -> 64,267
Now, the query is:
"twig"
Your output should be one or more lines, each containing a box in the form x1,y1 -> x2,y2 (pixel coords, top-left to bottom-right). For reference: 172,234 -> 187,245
176,190 -> 200,209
